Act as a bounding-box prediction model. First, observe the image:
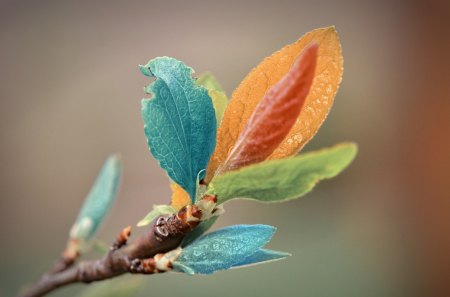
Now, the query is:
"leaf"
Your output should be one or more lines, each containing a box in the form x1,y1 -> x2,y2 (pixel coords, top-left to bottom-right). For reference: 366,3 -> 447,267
196,72 -> 228,127
206,26 -> 343,182
196,72 -> 225,93
181,216 -> 218,247
69,155 -> 121,241
207,143 -> 357,205
208,90 -> 228,127
137,204 -> 176,227
76,277 -> 144,297
231,248 -> 290,268
170,182 -> 191,211
194,169 -> 208,202
173,224 -> 277,274
170,170 -> 207,210
140,57 -> 217,201
218,43 -> 318,173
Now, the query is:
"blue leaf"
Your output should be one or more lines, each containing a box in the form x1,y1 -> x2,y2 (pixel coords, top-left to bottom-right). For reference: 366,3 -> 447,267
140,57 -> 216,201
232,248 -> 290,268
70,155 -> 121,241
173,224 -> 276,274
180,216 -> 218,248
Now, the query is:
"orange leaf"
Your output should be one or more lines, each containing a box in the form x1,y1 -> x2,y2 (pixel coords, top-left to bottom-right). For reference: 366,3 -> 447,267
218,43 -> 318,173
170,183 -> 191,211
205,27 -> 343,182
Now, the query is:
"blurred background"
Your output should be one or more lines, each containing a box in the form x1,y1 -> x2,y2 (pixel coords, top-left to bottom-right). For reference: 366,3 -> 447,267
1,0 -> 449,296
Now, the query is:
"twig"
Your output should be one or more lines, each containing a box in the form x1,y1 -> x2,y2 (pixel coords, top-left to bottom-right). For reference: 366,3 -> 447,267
20,204 -> 204,297
48,239 -> 80,274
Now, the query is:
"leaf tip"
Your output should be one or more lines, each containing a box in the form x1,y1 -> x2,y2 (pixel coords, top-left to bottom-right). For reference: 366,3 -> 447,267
138,64 -> 152,77
254,224 -> 277,241
107,153 -> 121,169
136,220 -> 147,227
323,25 -> 337,33
337,141 -> 358,161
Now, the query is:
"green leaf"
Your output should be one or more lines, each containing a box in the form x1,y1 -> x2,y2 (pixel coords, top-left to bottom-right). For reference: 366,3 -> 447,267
137,204 -> 175,227
140,57 -> 217,201
70,155 -> 121,241
207,142 -> 357,204
76,276 -> 144,297
196,72 -> 225,93
196,72 -> 228,127
173,224 -> 279,274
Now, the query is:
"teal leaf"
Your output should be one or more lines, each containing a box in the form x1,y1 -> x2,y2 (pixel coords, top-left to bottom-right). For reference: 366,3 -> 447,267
173,224 -> 277,274
232,248 -> 290,268
181,216 -> 218,247
137,204 -> 176,227
140,57 -> 217,201
207,142 -> 357,205
70,155 -> 121,241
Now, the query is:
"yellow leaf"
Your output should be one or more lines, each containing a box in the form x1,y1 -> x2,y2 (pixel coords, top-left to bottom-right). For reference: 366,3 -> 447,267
205,26 -> 343,182
170,183 -> 191,211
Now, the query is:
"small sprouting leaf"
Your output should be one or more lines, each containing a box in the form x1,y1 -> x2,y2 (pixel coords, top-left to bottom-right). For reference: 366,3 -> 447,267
208,90 -> 227,127
69,155 -> 121,241
218,43 -> 318,174
196,72 -> 228,127
137,204 -> 176,227
76,276 -> 144,297
207,143 -> 357,205
181,216 -> 218,247
170,182 -> 191,211
140,57 -> 216,201
196,72 -> 225,93
232,248 -> 291,268
206,26 -> 343,182
172,224 -> 278,274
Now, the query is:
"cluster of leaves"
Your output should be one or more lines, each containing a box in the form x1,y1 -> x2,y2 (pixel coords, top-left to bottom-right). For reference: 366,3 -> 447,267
69,26 -> 356,282
136,26 -> 355,274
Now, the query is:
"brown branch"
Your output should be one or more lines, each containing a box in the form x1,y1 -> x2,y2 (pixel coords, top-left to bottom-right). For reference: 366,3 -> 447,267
20,204 -> 203,297
48,239 -> 80,274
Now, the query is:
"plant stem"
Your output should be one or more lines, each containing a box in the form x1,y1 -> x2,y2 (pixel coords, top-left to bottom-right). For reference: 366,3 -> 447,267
19,205 -> 202,297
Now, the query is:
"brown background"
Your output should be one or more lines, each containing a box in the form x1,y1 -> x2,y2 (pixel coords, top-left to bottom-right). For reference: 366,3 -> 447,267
1,0 -> 449,296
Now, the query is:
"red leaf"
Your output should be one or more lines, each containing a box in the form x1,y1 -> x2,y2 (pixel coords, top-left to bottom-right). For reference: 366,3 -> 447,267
218,42 -> 318,173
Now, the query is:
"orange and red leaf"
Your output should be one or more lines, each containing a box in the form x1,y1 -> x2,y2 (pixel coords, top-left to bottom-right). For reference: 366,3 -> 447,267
218,43 -> 318,173
206,27 -> 343,181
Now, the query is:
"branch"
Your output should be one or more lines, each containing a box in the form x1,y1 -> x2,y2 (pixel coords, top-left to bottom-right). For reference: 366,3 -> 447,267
20,204 -> 204,297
